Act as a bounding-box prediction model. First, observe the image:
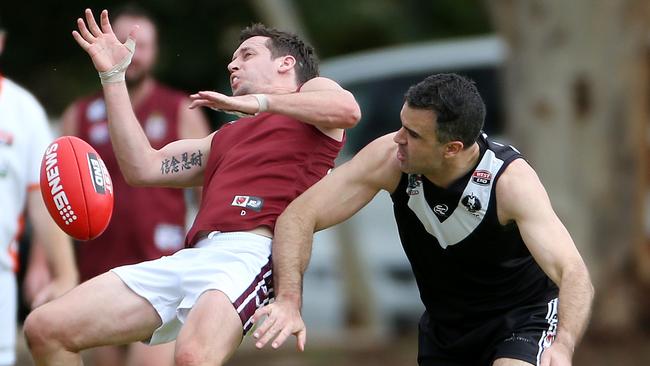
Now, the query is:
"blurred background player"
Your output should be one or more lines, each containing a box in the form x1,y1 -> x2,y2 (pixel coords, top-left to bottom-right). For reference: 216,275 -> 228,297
0,15 -> 77,366
30,5 -> 210,366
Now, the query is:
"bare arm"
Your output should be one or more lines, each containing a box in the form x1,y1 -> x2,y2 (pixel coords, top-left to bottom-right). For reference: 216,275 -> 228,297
252,133 -> 402,350
178,99 -> 211,201
26,190 -> 78,308
73,9 -> 213,188
188,76 -> 361,140
497,159 -> 594,365
265,77 -> 361,136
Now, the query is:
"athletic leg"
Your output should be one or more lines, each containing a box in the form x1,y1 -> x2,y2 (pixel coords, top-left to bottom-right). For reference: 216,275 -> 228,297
126,341 -> 175,366
173,290 -> 243,366
87,345 -> 127,366
23,272 -> 162,366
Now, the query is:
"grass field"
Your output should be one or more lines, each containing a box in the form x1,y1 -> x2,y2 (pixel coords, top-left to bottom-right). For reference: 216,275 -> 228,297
15,328 -> 650,365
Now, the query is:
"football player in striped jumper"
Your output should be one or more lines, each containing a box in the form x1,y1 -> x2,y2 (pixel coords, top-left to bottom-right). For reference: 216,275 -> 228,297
256,73 -> 593,366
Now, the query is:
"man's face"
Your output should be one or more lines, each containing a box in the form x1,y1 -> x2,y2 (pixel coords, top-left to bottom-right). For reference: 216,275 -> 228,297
113,16 -> 157,86
227,36 -> 283,96
393,103 -> 446,174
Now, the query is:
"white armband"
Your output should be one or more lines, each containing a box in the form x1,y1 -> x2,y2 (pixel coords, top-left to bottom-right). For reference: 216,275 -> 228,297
252,94 -> 269,113
210,93 -> 269,118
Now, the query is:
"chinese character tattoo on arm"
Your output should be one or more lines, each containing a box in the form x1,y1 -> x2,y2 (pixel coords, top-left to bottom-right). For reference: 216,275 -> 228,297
161,150 -> 204,175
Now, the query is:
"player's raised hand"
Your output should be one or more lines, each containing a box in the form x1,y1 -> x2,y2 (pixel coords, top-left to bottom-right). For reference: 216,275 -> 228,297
72,9 -> 137,73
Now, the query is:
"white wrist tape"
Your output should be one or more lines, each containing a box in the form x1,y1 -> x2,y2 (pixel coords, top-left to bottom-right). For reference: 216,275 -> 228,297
210,93 -> 269,118
252,94 -> 268,113
98,38 -> 136,85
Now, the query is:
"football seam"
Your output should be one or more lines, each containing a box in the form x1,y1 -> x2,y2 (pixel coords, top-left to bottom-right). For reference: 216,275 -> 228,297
67,137 -> 92,239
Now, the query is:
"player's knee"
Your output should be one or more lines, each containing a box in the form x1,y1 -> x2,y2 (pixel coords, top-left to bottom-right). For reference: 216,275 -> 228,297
174,343 -> 225,366
173,346 -> 202,366
24,304 -> 79,356
24,307 -> 59,353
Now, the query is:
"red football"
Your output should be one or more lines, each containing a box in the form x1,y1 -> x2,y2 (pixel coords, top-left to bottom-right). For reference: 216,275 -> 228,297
40,136 -> 114,240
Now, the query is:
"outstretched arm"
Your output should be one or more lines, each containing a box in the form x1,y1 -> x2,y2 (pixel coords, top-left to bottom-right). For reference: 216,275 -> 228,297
188,76 -> 361,140
263,77 -> 361,134
252,134 -> 402,350
72,9 -> 212,188
497,159 -> 594,366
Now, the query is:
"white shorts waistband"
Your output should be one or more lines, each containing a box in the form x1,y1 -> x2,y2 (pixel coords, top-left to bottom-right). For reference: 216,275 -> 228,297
196,231 -> 272,248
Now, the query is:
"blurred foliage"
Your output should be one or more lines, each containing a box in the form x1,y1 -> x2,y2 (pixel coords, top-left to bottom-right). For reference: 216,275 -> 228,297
0,0 -> 490,123
298,0 -> 491,56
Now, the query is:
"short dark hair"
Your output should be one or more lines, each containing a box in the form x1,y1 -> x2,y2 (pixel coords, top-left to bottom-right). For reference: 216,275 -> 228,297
239,23 -> 318,85
405,73 -> 485,147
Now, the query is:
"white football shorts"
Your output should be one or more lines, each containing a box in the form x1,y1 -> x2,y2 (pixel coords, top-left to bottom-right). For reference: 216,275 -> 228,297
111,231 -> 273,345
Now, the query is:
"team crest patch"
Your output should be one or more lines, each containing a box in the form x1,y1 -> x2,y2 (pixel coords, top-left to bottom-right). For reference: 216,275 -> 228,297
471,170 -> 492,186
145,113 -> 167,141
89,123 -> 109,145
433,204 -> 448,219
232,195 -> 264,212
407,174 -> 422,195
461,193 -> 481,213
87,98 -> 106,122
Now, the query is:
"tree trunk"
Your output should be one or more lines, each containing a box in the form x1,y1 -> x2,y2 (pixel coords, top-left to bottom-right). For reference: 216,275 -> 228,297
486,0 -> 650,332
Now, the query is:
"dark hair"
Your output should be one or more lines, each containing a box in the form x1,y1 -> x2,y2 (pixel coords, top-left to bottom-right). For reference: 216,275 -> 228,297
239,23 -> 318,84
405,73 -> 485,147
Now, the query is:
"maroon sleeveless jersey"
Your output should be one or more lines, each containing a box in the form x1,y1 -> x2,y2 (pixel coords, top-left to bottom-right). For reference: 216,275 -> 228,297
186,112 -> 344,246
75,82 -> 188,281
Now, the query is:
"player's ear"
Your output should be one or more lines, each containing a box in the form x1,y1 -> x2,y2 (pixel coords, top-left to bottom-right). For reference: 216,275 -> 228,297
278,55 -> 296,73
443,141 -> 464,158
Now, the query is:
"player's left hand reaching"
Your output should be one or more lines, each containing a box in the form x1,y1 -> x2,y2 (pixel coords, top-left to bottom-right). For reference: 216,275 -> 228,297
251,299 -> 307,351
189,91 -> 263,117
72,9 -> 137,80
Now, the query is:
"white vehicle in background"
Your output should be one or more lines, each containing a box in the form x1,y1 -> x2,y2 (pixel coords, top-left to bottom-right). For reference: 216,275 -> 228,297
301,35 -> 507,338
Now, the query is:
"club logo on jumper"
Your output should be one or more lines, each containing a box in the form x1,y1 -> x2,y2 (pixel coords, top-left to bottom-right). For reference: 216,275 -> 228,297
86,98 -> 107,122
461,193 -> 482,213
145,113 -> 167,141
433,204 -> 448,219
231,195 -> 264,212
471,170 -> 492,186
406,174 -> 422,195
87,153 -> 112,195
89,123 -> 109,145
44,143 -> 77,226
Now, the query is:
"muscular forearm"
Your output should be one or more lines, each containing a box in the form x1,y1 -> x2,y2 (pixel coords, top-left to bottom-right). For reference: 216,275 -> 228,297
272,209 -> 318,308
555,262 -> 594,351
102,82 -> 156,184
266,89 -> 360,130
